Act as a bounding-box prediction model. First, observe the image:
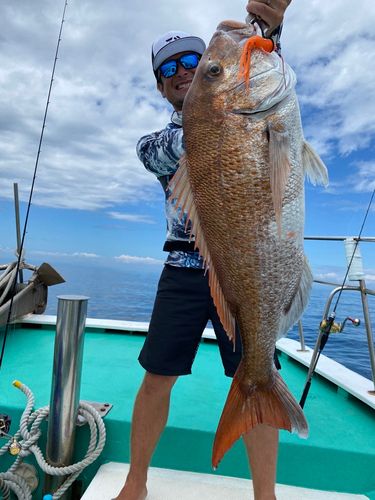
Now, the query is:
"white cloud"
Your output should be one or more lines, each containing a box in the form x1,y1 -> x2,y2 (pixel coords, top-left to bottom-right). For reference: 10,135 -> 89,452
108,211 -> 155,224
115,254 -> 163,265
320,161 -> 375,199
283,0 -> 375,156
314,271 -> 341,282
314,269 -> 375,284
72,252 -> 100,258
31,250 -> 100,259
351,162 -> 375,193
0,245 -> 13,251
0,0 -> 374,213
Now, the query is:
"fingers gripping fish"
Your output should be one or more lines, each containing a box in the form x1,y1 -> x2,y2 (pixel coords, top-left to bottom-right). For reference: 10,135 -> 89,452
170,20 -> 328,469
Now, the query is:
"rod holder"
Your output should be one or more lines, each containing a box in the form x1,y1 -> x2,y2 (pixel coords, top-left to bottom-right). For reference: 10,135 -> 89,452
44,295 -> 89,498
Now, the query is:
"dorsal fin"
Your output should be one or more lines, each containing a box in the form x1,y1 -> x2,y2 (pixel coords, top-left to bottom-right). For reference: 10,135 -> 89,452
302,141 -> 329,186
169,156 -> 236,341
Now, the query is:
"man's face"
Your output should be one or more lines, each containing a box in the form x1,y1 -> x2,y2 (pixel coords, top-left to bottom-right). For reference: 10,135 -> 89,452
157,51 -> 198,112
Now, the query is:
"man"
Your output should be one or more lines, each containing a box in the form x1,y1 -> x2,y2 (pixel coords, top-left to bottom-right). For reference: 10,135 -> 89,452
115,2 -> 292,499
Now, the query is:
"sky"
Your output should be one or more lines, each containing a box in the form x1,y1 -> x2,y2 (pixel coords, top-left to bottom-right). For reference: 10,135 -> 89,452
0,0 -> 374,283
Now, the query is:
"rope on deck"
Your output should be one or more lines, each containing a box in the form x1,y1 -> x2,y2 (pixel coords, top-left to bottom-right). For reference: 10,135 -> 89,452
0,382 -> 106,499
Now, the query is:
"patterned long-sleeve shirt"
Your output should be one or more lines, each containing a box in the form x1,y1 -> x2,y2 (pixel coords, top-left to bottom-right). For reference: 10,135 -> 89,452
136,111 -> 204,269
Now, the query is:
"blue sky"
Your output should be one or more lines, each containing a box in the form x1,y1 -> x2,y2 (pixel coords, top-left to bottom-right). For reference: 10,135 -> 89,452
0,0 -> 374,282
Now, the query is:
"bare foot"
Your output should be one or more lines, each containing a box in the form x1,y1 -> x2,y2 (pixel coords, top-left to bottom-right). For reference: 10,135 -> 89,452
113,478 -> 147,500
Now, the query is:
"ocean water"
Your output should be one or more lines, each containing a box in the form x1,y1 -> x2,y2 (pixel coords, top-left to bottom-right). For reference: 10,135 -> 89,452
43,260 -> 375,381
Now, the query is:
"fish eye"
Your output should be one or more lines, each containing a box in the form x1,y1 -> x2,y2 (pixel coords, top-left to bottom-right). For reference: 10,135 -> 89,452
207,62 -> 222,77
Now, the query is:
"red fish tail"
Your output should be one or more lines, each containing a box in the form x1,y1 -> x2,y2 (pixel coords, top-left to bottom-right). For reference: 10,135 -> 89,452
238,35 -> 274,86
212,368 -> 308,469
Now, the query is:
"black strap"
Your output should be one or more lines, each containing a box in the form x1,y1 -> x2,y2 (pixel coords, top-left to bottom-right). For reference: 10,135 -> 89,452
163,240 -> 198,252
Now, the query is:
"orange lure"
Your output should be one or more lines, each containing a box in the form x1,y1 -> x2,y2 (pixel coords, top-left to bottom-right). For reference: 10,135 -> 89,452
238,35 -> 274,85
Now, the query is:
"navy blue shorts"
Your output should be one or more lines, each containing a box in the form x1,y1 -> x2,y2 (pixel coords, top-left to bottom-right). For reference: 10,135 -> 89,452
138,265 -> 242,377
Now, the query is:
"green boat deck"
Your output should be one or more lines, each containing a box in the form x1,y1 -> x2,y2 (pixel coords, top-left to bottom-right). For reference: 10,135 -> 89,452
1,320 -> 374,498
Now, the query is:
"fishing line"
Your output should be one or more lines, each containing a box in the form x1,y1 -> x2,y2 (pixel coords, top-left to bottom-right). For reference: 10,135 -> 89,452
0,0 -> 68,370
300,187 -> 375,407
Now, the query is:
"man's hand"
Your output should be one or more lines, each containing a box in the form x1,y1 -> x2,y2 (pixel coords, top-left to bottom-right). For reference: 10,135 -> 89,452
246,0 -> 292,34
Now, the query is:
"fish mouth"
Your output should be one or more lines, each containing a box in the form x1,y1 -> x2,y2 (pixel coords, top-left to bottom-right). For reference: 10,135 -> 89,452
231,108 -> 269,116
216,20 -> 255,43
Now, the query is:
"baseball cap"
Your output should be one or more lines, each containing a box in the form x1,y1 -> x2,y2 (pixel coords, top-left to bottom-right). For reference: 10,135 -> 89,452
151,30 -> 206,76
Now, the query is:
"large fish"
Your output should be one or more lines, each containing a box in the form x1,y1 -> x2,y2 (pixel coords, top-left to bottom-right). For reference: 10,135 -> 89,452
171,20 -> 328,468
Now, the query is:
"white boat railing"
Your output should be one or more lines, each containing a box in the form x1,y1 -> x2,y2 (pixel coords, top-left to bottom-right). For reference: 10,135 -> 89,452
300,236 -> 375,393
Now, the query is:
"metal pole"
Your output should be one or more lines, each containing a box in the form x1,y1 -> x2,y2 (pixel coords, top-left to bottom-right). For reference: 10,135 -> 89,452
297,320 -> 308,352
359,280 -> 375,393
44,295 -> 89,499
13,183 -> 24,283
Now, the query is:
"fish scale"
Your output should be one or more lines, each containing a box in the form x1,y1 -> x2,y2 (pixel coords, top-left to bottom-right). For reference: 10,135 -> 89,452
170,19 -> 328,468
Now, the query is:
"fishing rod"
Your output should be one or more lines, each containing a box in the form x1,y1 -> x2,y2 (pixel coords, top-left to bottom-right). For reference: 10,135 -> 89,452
0,0 -> 68,371
300,187 -> 375,408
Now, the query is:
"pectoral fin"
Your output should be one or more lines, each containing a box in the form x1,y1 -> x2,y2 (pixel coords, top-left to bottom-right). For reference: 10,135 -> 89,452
269,127 -> 291,235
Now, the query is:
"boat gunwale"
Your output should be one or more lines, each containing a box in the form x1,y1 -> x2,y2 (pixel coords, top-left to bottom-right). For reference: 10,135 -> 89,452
16,314 -> 375,410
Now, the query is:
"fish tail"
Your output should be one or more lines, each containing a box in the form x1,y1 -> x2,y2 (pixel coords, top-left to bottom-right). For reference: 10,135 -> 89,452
238,35 -> 274,85
212,367 -> 308,468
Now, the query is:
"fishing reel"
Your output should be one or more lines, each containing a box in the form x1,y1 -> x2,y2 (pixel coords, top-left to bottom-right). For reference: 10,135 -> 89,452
0,414 -> 11,437
320,316 -> 361,334
0,413 -> 21,455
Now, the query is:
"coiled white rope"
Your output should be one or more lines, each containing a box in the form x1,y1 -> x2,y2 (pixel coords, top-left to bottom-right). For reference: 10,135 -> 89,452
0,381 -> 106,499
0,471 -> 31,500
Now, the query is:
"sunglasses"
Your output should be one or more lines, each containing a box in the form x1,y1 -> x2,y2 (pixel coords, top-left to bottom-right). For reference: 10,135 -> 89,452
159,53 -> 201,79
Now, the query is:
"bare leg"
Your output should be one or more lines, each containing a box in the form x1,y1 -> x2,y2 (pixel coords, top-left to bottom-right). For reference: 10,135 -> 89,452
114,372 -> 178,500
243,425 -> 279,500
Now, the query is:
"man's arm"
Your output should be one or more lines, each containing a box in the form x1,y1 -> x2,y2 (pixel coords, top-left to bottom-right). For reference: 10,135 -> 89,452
136,125 -> 184,178
246,0 -> 292,34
